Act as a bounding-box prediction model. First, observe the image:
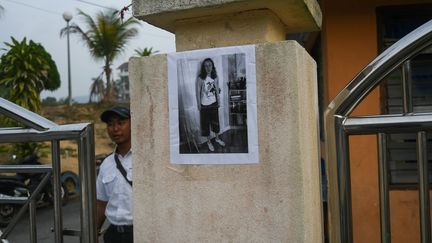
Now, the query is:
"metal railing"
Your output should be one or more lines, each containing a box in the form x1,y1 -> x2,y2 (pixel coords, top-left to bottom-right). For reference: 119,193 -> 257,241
324,20 -> 432,243
0,97 -> 97,243
0,165 -> 52,243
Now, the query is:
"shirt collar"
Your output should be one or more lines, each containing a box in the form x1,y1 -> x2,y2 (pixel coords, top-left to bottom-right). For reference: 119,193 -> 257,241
114,147 -> 132,158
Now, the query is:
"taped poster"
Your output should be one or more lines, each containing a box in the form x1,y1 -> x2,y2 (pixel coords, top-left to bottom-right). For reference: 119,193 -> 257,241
168,45 -> 258,164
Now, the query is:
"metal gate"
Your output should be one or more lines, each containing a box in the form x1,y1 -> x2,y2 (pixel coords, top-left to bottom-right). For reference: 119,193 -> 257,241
324,19 -> 432,243
0,97 -> 97,243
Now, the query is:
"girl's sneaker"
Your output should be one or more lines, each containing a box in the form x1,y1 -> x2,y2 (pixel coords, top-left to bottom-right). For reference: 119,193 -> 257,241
215,138 -> 225,147
207,141 -> 215,152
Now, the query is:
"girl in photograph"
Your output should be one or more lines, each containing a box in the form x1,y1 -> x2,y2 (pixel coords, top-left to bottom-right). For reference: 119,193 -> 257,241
196,58 -> 225,152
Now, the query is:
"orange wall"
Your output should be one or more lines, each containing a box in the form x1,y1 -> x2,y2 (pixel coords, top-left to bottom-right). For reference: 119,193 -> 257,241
322,0 -> 431,242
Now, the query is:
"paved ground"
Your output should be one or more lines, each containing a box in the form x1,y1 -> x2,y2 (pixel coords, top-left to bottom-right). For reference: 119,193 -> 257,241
1,199 -> 101,243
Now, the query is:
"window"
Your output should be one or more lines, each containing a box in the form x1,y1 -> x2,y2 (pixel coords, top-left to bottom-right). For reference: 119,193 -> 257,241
377,4 -> 432,186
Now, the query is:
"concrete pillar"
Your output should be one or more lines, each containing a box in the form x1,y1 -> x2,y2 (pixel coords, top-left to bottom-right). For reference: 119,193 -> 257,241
130,0 -> 323,242
174,9 -> 286,51
133,0 -> 321,51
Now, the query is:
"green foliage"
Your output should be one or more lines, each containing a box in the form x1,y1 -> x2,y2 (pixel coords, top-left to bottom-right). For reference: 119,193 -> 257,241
134,47 -> 159,57
11,142 -> 49,160
39,49 -> 61,91
89,74 -> 105,103
61,9 -> 139,102
0,87 -> 8,99
0,113 -> 14,129
42,96 -> 58,105
0,37 -> 61,112
0,37 -> 60,158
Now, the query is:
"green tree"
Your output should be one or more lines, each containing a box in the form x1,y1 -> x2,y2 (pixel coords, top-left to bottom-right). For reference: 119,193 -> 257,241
42,96 -> 58,105
0,37 -> 61,112
61,9 -> 139,102
89,73 -> 105,103
134,47 -> 159,57
0,37 -> 60,158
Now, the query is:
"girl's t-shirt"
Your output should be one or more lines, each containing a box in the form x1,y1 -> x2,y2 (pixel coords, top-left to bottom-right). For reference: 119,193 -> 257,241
201,76 -> 217,106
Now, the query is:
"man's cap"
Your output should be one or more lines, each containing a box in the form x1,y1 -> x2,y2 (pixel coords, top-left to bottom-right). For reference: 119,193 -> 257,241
100,106 -> 131,122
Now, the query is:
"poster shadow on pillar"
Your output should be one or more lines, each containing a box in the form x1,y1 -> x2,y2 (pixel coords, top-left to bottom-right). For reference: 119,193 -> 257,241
168,45 -> 259,164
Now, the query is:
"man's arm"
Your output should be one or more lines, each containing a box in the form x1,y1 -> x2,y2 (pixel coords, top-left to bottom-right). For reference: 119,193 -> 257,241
96,199 -> 108,231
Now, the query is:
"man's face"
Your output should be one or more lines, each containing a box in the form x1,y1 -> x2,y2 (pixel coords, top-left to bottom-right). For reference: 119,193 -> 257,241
106,116 -> 131,145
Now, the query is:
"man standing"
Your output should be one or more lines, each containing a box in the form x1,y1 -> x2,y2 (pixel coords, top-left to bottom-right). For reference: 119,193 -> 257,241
96,106 -> 133,243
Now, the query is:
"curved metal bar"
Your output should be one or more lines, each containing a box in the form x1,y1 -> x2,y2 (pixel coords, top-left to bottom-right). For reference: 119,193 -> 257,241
324,19 -> 432,243
0,123 -> 91,143
330,19 -> 432,117
0,97 -> 57,131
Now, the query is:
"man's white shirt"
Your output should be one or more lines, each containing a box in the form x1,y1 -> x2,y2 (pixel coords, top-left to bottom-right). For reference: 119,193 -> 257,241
96,150 -> 133,225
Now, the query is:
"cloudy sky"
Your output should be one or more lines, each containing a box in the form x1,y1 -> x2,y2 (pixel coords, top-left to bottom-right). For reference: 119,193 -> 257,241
0,0 -> 176,100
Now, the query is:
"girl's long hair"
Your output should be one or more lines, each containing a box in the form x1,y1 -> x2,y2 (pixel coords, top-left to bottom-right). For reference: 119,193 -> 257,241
198,58 -> 217,80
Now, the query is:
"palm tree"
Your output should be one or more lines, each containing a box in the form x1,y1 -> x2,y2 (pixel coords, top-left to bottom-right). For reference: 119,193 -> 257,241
89,72 -> 105,103
134,47 -> 159,57
61,9 -> 139,102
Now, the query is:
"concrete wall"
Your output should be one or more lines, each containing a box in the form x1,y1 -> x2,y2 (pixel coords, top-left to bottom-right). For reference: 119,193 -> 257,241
129,41 -> 322,242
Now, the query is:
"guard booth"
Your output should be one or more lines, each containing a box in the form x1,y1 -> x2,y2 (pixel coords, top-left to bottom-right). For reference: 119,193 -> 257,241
325,20 -> 432,243
0,97 -> 97,243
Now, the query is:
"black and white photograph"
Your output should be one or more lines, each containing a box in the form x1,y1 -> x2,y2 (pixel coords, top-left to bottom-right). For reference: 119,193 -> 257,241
168,45 -> 258,164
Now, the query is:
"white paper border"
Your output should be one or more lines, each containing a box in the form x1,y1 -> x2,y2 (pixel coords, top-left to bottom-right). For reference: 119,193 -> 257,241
167,45 -> 258,164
